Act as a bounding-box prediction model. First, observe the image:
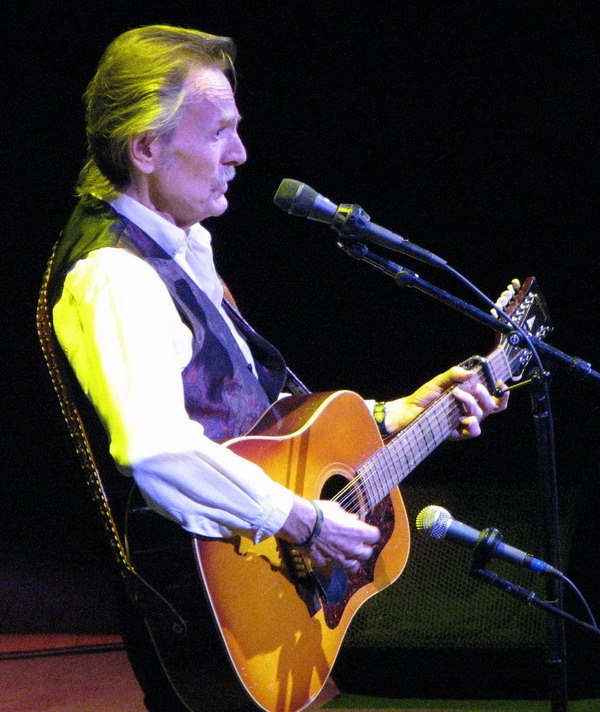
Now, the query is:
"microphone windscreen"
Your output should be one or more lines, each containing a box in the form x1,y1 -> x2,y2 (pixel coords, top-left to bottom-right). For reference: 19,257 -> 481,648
416,505 -> 451,539
274,179 -> 317,216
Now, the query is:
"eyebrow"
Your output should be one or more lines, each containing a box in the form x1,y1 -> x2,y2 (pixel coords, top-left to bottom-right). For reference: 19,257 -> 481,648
224,111 -> 242,124
218,112 -> 243,128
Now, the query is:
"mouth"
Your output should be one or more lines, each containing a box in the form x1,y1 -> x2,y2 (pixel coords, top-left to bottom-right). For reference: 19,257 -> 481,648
214,181 -> 230,195
211,183 -> 228,196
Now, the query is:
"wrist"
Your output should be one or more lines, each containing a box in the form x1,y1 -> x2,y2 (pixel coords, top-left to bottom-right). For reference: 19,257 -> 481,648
295,500 -> 323,548
377,397 -> 412,434
279,496 -> 323,547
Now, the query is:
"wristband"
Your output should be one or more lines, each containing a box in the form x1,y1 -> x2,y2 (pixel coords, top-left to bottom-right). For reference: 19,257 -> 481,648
296,500 -> 324,549
373,401 -> 388,437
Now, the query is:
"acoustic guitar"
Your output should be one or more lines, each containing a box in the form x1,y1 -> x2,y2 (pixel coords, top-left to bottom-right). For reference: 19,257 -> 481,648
190,277 -> 552,711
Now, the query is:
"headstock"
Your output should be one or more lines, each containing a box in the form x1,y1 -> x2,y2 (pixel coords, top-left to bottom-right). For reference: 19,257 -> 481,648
493,277 -> 553,381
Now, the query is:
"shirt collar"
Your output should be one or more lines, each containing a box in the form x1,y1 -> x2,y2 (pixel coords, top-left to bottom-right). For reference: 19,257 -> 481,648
110,194 -> 212,258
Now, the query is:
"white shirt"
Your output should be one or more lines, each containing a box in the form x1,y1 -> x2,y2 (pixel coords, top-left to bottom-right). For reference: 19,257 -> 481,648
53,195 -> 294,542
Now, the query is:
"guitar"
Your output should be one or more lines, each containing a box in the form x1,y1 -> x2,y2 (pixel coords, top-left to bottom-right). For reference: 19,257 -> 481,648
193,277 -> 552,712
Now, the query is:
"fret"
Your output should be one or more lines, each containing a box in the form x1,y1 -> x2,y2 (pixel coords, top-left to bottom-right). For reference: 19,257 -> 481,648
358,390 -> 462,510
488,346 -> 511,384
357,356 -> 508,512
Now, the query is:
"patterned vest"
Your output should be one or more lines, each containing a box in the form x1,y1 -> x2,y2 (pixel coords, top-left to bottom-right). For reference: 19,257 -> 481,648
49,196 -> 288,441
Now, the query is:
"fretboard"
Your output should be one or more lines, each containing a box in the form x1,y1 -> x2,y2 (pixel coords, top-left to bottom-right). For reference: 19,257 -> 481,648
343,346 -> 511,512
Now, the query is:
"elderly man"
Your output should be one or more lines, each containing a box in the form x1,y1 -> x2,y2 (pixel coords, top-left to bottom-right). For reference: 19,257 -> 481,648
47,24 -> 507,711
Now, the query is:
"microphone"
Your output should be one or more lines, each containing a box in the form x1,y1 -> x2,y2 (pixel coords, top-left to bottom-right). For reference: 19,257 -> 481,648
273,178 -> 446,268
415,505 -> 563,578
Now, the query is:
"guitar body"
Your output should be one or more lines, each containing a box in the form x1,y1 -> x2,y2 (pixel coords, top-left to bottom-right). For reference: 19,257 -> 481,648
194,390 -> 410,712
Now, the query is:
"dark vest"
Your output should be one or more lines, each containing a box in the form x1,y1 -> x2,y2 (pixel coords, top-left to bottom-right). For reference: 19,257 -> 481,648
49,196 -> 288,441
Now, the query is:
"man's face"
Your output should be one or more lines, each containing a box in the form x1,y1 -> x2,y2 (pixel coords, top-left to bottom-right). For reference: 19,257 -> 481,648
143,66 -> 247,229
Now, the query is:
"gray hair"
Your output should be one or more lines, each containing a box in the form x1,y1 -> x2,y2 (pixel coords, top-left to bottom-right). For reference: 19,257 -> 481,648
76,25 -> 236,199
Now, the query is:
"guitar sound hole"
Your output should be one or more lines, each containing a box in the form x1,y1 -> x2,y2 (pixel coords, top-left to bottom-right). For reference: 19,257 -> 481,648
321,474 -> 356,511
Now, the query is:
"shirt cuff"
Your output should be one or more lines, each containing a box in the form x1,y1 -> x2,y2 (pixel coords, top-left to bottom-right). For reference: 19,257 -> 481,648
252,481 -> 296,543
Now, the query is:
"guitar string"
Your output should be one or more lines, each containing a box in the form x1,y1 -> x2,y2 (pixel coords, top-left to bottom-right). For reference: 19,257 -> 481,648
335,344 -> 516,513
343,345 -> 513,512
251,346 -> 520,604
334,381 -> 475,512
332,346 -> 517,516
333,395 -> 463,514
363,382 -> 475,505
235,341 -> 524,605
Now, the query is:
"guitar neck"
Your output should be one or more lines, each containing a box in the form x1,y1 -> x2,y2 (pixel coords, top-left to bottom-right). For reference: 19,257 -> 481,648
348,346 -> 511,512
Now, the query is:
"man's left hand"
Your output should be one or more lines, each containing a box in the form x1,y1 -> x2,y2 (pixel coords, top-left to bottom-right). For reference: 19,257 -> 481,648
381,366 -> 509,439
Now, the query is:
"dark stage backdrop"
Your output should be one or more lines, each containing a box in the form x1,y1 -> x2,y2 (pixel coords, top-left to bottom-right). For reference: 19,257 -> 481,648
3,0 -> 599,700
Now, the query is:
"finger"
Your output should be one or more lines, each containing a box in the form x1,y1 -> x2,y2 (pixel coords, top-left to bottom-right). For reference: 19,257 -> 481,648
354,542 -> 376,560
450,365 -> 476,381
472,383 -> 501,415
449,415 -> 481,440
472,382 -> 510,416
453,387 -> 483,421
361,523 -> 382,545
432,366 -> 475,391
459,415 -> 482,438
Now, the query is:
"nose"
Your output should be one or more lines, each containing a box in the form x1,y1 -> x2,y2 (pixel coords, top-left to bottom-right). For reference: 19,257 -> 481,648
226,131 -> 247,167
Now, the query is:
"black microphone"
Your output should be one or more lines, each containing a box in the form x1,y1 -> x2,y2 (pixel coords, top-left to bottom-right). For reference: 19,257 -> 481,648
273,178 -> 447,268
416,505 -> 563,578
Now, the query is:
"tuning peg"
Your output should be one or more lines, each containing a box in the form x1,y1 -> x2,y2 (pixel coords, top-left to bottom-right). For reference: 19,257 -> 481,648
491,278 -> 522,318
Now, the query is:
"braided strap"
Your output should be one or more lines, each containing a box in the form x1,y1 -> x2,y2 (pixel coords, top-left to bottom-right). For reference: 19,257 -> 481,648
36,243 -> 134,575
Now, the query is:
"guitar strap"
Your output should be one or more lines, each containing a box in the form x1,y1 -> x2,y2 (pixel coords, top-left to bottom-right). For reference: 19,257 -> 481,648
37,242 -> 188,631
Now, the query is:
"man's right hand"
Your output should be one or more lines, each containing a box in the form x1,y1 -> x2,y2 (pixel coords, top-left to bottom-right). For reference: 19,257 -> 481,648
279,496 -> 380,572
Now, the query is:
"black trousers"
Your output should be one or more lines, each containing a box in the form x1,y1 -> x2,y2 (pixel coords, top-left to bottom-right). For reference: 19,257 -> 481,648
114,583 -> 256,712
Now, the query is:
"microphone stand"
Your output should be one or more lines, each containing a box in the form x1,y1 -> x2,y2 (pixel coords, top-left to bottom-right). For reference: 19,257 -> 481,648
469,529 -> 600,646
469,567 -> 600,639
337,239 -> 598,381
335,237 -> 600,712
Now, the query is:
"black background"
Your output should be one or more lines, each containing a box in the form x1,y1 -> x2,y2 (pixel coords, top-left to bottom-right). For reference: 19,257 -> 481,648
2,0 -> 600,698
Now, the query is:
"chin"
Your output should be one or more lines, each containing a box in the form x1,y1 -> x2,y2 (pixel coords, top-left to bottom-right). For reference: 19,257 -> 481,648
188,196 -> 229,225
208,196 -> 229,218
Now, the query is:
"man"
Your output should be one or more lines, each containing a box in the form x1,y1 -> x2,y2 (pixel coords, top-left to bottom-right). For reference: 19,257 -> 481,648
47,25 -> 508,711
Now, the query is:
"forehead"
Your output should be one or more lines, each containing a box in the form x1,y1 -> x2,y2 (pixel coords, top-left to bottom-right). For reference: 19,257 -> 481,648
183,65 -> 238,116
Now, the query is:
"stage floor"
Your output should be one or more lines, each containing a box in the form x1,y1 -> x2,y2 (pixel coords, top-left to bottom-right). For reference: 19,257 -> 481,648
1,635 -> 599,712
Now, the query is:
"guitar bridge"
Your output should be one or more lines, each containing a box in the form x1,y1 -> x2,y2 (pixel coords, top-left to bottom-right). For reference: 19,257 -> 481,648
280,541 -> 349,609
279,541 -> 336,616
285,544 -> 312,580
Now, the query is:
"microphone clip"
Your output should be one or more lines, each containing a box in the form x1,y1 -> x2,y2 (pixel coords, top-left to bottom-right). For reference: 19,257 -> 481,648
471,527 -> 504,572
331,203 -> 371,240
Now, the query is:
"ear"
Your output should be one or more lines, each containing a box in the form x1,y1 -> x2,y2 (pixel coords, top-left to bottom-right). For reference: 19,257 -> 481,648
128,133 -> 161,175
